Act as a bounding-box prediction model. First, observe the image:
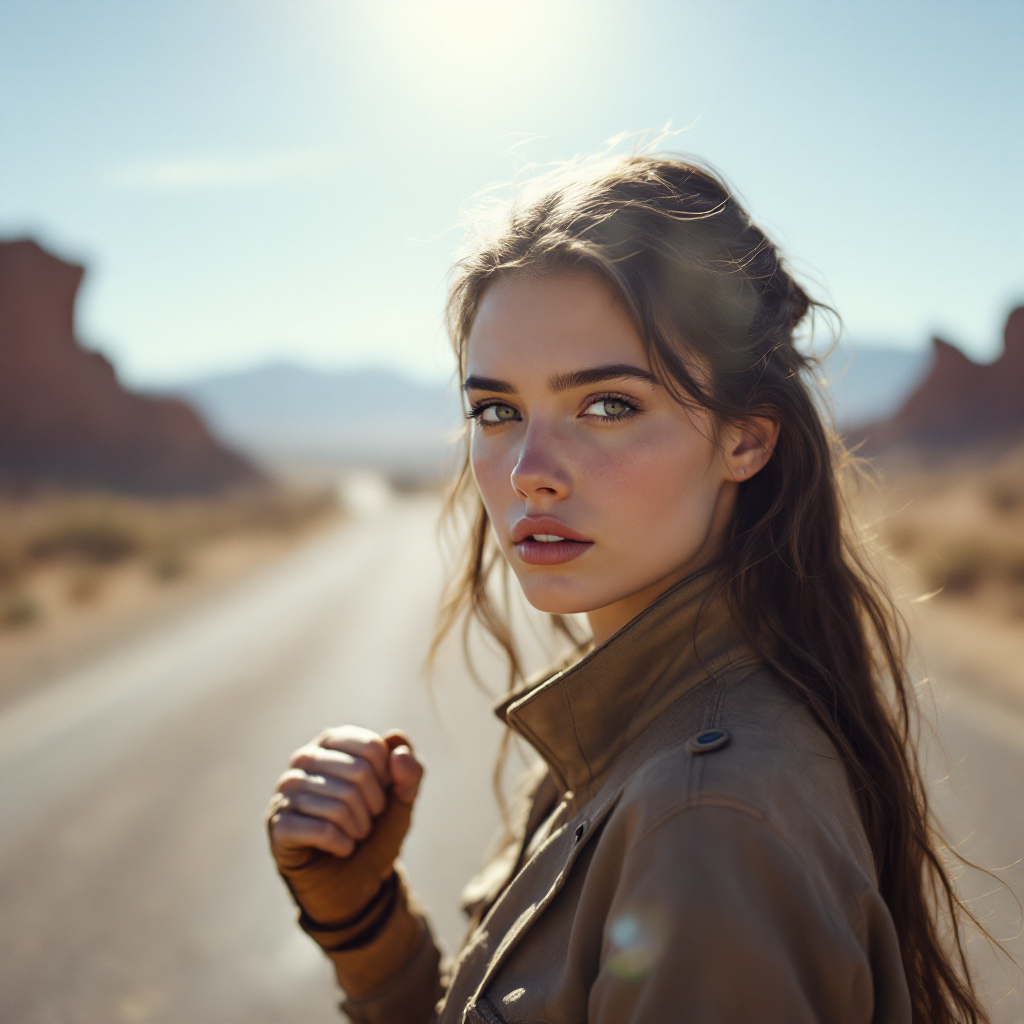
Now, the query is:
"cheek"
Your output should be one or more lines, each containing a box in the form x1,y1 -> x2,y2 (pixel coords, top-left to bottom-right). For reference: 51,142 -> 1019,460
469,435 -> 513,518
589,425 -> 720,543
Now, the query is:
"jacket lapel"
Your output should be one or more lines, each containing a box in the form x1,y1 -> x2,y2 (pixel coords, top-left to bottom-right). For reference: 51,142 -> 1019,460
442,788 -> 622,1024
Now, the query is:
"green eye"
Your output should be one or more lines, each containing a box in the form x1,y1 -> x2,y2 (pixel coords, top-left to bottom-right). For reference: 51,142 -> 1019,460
479,403 -> 519,423
585,397 -> 632,419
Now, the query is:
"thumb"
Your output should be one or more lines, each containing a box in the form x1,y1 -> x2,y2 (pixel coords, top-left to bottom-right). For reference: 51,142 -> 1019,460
384,731 -> 423,806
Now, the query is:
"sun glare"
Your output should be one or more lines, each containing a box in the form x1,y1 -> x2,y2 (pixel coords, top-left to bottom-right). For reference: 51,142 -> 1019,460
352,1 -> 592,109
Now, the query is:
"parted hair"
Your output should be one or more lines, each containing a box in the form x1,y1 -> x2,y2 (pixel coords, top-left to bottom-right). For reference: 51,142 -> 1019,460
434,153 -> 987,1024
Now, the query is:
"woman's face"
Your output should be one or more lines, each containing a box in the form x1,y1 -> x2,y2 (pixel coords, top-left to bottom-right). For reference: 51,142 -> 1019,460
465,270 -> 774,645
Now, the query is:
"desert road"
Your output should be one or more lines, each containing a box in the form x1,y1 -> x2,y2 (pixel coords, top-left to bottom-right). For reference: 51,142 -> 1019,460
0,494 -> 1021,1024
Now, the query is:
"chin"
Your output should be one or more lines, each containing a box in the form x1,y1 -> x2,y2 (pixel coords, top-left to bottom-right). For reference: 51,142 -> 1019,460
517,577 -> 605,617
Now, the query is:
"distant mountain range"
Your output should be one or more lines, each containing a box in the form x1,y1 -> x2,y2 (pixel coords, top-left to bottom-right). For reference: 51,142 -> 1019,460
170,345 -> 934,483
812,345 -> 930,428
173,363 -> 465,483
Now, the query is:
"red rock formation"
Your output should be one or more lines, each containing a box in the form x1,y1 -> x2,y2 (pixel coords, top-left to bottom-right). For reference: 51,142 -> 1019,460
861,306 -> 1024,450
0,239 -> 264,494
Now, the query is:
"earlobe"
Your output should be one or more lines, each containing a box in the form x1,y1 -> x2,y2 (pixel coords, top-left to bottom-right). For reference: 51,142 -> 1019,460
727,417 -> 779,481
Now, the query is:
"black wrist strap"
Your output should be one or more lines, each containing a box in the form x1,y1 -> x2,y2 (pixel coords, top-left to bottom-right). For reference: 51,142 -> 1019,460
321,874 -> 400,953
298,872 -> 399,952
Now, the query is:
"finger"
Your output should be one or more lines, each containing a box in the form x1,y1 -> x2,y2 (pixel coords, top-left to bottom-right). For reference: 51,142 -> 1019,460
288,748 -> 387,816
389,745 -> 424,805
278,771 -> 376,835
317,726 -> 390,784
268,808 -> 356,861
287,790 -> 370,841
384,729 -> 413,754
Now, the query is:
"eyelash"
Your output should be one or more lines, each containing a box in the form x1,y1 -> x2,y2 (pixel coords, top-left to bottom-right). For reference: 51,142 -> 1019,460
466,399 -> 520,426
583,391 -> 642,423
467,392 -> 642,427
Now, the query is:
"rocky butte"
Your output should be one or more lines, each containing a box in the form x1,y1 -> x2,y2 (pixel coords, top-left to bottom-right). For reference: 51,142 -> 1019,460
857,305 -> 1024,452
0,239 -> 263,495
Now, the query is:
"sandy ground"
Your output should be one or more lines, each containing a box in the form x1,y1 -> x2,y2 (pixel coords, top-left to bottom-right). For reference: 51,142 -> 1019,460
0,522 -> 338,715
909,597 -> 1024,705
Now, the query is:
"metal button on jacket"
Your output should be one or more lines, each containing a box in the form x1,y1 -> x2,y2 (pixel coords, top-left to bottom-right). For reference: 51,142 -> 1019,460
687,728 -> 731,755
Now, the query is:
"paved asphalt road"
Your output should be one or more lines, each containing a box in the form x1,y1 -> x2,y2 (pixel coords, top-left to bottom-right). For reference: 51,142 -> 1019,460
0,495 -> 1021,1023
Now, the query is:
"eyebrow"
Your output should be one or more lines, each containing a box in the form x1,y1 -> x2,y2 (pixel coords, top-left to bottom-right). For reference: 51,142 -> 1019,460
463,363 -> 660,395
462,374 -> 518,395
547,363 -> 661,392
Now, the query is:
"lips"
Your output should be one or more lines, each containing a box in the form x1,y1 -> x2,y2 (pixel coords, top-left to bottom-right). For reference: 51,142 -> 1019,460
510,516 -> 594,566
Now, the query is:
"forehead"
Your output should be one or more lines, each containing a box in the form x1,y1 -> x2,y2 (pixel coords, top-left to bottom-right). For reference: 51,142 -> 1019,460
465,271 -> 648,375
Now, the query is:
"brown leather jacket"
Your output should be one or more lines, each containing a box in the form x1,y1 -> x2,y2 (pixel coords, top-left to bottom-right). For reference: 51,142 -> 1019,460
333,571 -> 912,1023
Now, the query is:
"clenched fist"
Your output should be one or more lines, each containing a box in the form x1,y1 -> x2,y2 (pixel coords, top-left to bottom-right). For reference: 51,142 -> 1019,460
266,725 -> 424,928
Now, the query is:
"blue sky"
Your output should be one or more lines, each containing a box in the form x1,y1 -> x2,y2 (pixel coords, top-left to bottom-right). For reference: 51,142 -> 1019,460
1,0 -> 1021,384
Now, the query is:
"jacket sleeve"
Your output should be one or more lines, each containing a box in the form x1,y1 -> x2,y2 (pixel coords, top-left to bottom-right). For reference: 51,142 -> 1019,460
588,803 -> 884,1024
337,922 -> 444,1024
330,876 -> 446,1024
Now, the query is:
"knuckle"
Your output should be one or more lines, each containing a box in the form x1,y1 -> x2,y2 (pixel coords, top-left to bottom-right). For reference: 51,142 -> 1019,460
336,780 -> 361,805
291,750 -> 321,773
277,769 -> 306,792
313,817 -> 336,842
321,724 -> 360,746
267,809 -> 296,839
337,806 -> 361,833
287,747 -> 312,769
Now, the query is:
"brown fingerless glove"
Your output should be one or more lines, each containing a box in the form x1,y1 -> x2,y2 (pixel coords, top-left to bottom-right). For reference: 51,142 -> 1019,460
276,797 -> 427,998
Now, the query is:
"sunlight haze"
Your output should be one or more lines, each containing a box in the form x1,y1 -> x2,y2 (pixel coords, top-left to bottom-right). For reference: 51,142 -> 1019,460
0,0 -> 1020,384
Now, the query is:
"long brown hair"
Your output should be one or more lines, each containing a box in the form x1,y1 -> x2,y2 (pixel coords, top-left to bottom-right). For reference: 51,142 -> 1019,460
434,153 -> 987,1024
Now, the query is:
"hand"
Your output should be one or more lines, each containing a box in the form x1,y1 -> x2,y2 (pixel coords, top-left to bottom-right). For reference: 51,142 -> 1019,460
266,725 -> 424,926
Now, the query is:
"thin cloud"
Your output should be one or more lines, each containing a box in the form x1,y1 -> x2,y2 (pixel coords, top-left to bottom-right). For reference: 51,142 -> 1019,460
108,151 -> 333,191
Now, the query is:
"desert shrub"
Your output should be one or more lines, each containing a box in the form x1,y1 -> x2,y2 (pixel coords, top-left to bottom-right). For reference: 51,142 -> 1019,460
1,591 -> 41,628
67,569 -> 103,604
0,486 -> 339,629
0,544 -> 26,588
149,546 -> 190,582
985,478 -> 1024,515
921,543 -> 990,596
1004,553 -> 1024,587
919,537 -> 1024,603
29,515 -> 142,564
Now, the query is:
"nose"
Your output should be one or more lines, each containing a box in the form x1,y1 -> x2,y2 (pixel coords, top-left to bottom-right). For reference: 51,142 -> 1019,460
510,425 -> 571,502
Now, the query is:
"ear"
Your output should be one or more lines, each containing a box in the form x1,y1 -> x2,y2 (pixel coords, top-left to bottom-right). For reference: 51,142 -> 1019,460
721,416 -> 779,482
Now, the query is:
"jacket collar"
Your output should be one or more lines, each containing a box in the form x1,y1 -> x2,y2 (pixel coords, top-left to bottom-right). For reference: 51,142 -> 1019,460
496,567 -> 758,799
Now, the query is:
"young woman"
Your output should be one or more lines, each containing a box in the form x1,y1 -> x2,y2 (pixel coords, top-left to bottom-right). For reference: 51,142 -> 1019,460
266,155 -> 986,1023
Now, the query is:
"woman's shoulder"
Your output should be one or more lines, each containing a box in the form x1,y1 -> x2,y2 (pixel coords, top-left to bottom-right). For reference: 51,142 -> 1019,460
611,666 -> 876,885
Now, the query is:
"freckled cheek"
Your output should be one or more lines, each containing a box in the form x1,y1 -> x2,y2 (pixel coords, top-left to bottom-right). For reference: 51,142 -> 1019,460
470,437 -> 518,523
584,434 -> 717,548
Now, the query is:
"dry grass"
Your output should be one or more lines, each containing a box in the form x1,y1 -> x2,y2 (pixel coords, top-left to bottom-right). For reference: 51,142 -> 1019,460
0,488 -> 338,630
863,444 -> 1024,622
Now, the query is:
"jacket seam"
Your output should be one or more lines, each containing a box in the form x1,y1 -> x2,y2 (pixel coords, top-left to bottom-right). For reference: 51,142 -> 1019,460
632,795 -> 819,881
561,684 -> 595,793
